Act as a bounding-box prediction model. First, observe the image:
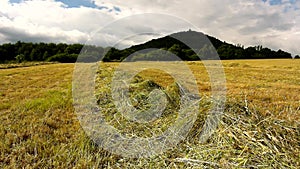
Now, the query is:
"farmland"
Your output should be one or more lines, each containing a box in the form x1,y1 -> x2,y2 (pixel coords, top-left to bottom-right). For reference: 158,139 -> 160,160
0,59 -> 299,168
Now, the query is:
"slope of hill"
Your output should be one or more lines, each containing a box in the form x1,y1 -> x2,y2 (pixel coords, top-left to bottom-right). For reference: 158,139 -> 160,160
103,30 -> 292,61
0,30 -> 293,63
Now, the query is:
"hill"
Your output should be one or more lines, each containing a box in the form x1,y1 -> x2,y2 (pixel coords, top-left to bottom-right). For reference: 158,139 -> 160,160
103,30 -> 293,61
0,30 -> 293,63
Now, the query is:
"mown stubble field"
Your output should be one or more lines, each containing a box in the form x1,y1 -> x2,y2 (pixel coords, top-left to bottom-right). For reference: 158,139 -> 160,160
0,59 -> 299,168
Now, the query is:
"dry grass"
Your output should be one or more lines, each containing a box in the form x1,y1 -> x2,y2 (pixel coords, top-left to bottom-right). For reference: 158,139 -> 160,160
0,62 -> 55,69
0,59 -> 299,168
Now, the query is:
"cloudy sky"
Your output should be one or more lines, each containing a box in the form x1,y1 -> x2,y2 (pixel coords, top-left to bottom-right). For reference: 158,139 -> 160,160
0,0 -> 299,55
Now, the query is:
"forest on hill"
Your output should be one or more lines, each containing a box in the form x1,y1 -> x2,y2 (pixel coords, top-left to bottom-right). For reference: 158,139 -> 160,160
103,31 -> 293,61
0,30 -> 295,63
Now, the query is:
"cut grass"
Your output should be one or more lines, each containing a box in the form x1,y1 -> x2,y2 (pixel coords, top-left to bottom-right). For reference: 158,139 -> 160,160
0,59 -> 299,168
0,62 -> 55,69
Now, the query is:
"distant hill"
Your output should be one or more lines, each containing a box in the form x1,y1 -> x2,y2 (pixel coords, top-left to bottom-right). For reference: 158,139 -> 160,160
0,30 -> 293,63
103,30 -> 293,61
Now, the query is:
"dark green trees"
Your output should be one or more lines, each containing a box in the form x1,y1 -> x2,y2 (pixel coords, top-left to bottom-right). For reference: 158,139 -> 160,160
0,42 -> 85,63
0,31 -> 294,63
101,31 -> 293,61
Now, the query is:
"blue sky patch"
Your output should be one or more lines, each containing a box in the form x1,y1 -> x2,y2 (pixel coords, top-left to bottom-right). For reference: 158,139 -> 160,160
8,0 -> 122,11
113,6 -> 121,12
9,0 -> 98,8
9,0 -> 22,3
55,0 -> 97,8
269,0 -> 282,5
263,0 -> 297,5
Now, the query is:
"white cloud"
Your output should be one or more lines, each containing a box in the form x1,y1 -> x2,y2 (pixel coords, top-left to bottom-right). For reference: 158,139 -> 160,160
0,0 -> 114,44
0,0 -> 299,55
93,0 -> 300,55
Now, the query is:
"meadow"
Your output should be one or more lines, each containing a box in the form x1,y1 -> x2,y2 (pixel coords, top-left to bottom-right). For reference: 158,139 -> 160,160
0,59 -> 299,168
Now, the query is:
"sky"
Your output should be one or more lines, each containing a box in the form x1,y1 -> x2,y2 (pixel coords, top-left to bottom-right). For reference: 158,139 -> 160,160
0,0 -> 299,56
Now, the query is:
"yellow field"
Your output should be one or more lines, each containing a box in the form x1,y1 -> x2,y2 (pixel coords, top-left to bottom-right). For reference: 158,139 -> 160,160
0,59 -> 299,168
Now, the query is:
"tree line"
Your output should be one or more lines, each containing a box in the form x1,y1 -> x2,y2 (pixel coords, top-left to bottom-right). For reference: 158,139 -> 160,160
0,31 -> 296,63
0,41 -> 104,63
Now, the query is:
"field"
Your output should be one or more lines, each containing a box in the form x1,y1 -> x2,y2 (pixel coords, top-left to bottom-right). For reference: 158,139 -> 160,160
0,59 -> 299,168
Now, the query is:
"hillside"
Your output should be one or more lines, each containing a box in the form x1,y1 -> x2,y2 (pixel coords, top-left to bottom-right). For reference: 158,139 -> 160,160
0,30 -> 293,63
103,30 -> 293,61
